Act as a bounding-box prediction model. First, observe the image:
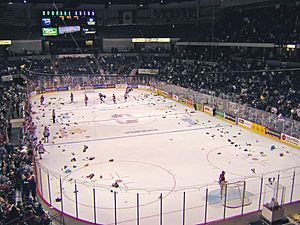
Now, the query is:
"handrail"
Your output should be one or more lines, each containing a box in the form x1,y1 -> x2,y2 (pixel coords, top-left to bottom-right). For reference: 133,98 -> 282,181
5,214 -> 36,225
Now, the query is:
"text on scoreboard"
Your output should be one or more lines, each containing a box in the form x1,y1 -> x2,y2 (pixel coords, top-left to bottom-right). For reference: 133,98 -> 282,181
41,10 -> 97,37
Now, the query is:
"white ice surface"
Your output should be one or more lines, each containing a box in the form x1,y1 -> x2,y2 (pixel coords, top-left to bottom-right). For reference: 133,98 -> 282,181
31,89 -> 300,225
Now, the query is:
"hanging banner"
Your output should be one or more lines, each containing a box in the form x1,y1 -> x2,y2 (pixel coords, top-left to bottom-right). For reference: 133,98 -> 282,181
1,75 -> 13,82
138,69 -> 159,75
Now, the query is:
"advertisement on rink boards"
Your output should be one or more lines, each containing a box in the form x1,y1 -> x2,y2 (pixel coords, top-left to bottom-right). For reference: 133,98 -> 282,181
30,91 -> 37,97
251,122 -> 266,135
215,109 -> 225,118
116,84 -> 128,89
265,128 -> 281,140
93,84 -> 106,89
45,87 -> 56,92
138,85 -> 151,90
76,84 -> 118,89
69,85 -> 81,91
203,105 -> 213,115
172,94 -> 179,101
150,86 -> 157,92
83,85 -> 94,90
238,118 -> 252,129
224,113 -> 237,123
127,84 -> 138,89
156,90 -> 169,97
179,97 -> 193,106
281,133 -> 300,147
106,84 -> 116,88
56,86 -> 69,91
193,103 -> 203,111
185,99 -> 193,106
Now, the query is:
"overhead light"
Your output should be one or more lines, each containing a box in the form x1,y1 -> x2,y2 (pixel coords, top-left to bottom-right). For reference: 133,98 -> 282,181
138,0 -> 144,7
23,0 -> 27,3
105,0 -> 111,8
8,1 -> 13,4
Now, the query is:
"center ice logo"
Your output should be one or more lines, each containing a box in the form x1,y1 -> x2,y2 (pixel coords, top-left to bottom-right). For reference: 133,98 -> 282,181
112,113 -> 138,124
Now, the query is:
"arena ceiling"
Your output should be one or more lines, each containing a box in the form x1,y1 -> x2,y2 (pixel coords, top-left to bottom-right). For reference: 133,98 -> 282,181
4,0 -> 198,5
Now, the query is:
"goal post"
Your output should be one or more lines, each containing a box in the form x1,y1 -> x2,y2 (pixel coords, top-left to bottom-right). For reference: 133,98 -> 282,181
221,181 -> 252,208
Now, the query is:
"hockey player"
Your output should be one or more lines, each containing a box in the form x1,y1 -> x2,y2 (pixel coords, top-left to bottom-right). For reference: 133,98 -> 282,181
84,94 -> 89,106
99,93 -> 105,103
218,171 -> 226,197
126,87 -> 133,93
124,92 -> 129,102
40,95 -> 44,105
43,126 -> 50,143
70,92 -> 74,103
112,94 -> 116,104
37,141 -> 45,159
52,109 -> 56,124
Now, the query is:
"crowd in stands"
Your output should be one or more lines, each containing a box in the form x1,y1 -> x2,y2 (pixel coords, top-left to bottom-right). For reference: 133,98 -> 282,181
58,56 -> 99,75
0,81 -> 51,225
0,83 -> 26,124
0,60 -> 24,77
139,52 -> 300,121
98,55 -> 137,75
0,2 -> 298,223
9,49 -> 296,123
166,3 -> 299,44
1,47 -> 299,124
29,58 -> 54,75
212,4 -> 300,44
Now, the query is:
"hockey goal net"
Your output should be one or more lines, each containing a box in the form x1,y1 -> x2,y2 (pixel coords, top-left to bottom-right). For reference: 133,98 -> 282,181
221,181 -> 252,208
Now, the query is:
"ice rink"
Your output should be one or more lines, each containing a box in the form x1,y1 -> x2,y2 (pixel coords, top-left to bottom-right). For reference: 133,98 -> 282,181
31,88 -> 300,225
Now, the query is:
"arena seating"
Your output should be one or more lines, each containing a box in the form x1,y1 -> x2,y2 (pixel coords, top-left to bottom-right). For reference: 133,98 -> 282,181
9,50 -> 298,123
29,58 -> 54,74
98,55 -> 138,75
0,2 -> 298,224
58,57 -> 99,75
0,82 -> 51,225
139,54 -> 300,121
213,5 -> 300,43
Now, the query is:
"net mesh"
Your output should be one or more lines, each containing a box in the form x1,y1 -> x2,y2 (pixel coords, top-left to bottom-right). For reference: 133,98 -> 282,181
221,181 -> 252,208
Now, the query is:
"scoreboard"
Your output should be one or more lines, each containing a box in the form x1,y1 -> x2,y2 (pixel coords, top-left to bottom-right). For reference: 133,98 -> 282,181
41,10 -> 97,38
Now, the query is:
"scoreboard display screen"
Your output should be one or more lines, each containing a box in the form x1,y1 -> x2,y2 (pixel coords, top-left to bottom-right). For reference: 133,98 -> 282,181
41,10 -> 97,38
